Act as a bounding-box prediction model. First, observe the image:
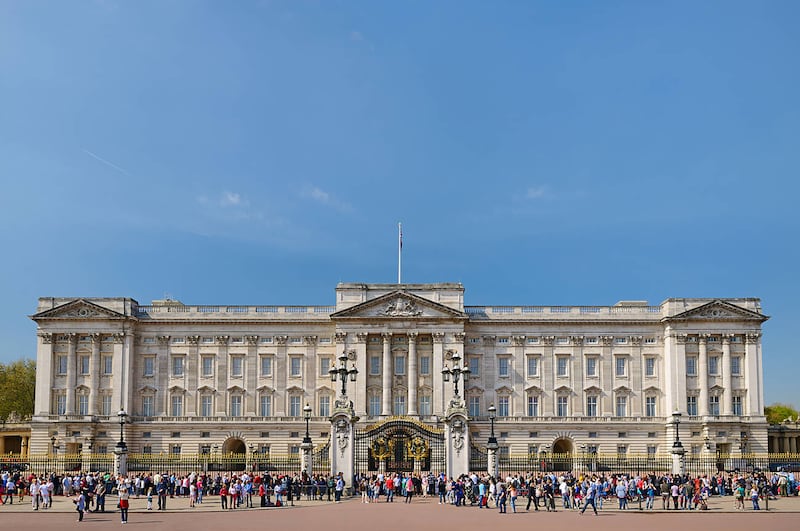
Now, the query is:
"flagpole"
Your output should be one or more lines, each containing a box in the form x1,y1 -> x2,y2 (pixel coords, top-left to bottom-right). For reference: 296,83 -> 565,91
398,222 -> 402,284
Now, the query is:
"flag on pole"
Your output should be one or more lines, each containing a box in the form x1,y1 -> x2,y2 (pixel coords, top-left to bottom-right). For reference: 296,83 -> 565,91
399,223 -> 403,250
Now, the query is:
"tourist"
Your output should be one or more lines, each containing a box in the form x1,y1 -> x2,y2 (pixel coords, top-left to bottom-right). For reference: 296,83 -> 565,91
118,480 -> 130,524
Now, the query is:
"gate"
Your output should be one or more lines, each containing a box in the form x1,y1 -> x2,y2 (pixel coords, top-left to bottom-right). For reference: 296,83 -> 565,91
312,442 -> 330,474
354,417 -> 445,476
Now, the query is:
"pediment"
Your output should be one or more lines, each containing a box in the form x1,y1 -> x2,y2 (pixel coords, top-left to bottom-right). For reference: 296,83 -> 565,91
584,385 -> 602,393
168,385 -> 185,393
286,385 -> 304,393
330,290 -> 467,320
32,299 -> 126,320
227,385 -> 245,393
665,300 -> 768,323
525,385 -> 543,394
465,385 -> 484,394
495,385 -> 513,395
256,385 -> 274,393
139,385 -> 157,393
197,385 -> 216,393
554,385 -> 572,393
614,385 -> 631,394
643,385 -> 661,394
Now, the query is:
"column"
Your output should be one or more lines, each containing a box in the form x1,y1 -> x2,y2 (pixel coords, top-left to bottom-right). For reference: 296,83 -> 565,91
407,332 -> 418,416
245,336 -> 259,416
186,336 -> 200,416
157,336 -> 170,416
89,333 -> 101,415
123,332 -> 135,413
570,336 -> 583,416
303,335 -> 318,413
215,335 -> 231,416
698,334 -> 709,417
721,335 -> 733,416
381,333 -> 392,416
432,332 -> 445,415
34,333 -> 54,417
512,336 -> 526,416
111,333 -> 126,411
744,333 -> 759,415
354,333 -> 368,417
65,333 -> 78,415
599,336 -> 613,416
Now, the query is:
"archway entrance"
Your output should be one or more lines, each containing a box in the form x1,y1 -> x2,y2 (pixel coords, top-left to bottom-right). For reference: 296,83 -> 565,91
552,438 -> 573,454
222,437 -> 246,455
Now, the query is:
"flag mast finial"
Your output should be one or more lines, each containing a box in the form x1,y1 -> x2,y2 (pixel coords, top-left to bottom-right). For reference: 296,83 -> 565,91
398,222 -> 402,284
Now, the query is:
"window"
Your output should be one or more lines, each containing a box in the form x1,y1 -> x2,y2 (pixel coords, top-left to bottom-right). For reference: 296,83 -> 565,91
102,395 -> 112,416
202,357 -> 214,377
201,395 -> 213,417
498,396 -> 509,417
645,396 -> 656,417
420,356 -> 430,375
645,338 -> 657,344
102,356 -> 113,375
527,395 -> 539,417
709,356 -> 719,375
393,394 -> 406,415
616,395 -> 627,417
261,356 -> 272,376
143,357 -> 154,377
468,357 -> 480,376
171,395 -> 183,416
556,357 -> 568,377
231,356 -> 243,377
369,394 -> 380,416
687,396 -> 698,416
686,356 -> 697,376
615,357 -> 626,377
709,395 -> 720,416
80,356 -> 90,375
419,394 -> 431,415
732,395 -> 743,416
586,396 -> 598,417
142,396 -> 153,417
78,394 -> 89,415
615,337 -> 627,345
468,396 -> 480,417
290,357 -> 301,377
617,445 -> 628,456
142,445 -> 152,454
731,356 -> 741,376
319,396 -> 330,417
369,356 -> 380,375
586,357 -> 597,377
171,445 -> 181,455
320,357 -> 330,377
527,357 -> 538,377
498,337 -> 510,344
57,356 -> 67,375
289,396 -> 301,417
557,396 -> 568,417
172,357 -> 184,377
230,395 -> 242,417
260,395 -> 272,417
498,358 -> 510,378
394,355 -> 406,376
645,357 -> 656,377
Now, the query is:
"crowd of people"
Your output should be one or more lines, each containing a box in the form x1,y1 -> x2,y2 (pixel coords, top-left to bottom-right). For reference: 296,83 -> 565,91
0,466 -> 797,521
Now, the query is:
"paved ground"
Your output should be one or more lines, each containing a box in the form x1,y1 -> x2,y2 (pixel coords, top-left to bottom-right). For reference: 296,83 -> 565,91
1,493 -> 798,530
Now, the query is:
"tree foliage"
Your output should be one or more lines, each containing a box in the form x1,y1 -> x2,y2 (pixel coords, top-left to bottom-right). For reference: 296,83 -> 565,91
764,403 -> 799,425
0,358 -> 35,421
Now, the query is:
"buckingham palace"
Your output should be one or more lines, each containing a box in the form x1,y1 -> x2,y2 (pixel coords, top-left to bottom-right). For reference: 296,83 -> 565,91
29,282 -> 769,476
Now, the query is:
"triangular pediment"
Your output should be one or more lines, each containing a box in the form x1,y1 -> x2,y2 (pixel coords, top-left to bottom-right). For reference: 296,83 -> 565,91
584,385 -> 602,393
31,299 -> 126,320
665,300 -> 768,323
525,385 -> 543,394
495,385 -> 513,395
554,385 -> 572,393
331,290 -> 467,320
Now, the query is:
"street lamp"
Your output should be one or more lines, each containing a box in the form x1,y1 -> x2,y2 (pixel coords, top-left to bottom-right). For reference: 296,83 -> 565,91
739,433 -> 748,453
329,351 -> 358,398
50,436 -> 56,456
117,409 -> 128,450
671,410 -> 683,449
487,404 -> 497,445
441,351 -> 471,398
303,403 -> 313,444
579,444 -> 586,472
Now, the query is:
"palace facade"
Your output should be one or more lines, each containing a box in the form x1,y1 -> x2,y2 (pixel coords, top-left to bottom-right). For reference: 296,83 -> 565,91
30,282 -> 769,467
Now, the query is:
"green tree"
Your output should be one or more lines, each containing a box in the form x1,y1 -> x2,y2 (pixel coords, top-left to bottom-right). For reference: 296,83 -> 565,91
764,403 -> 799,425
0,358 -> 35,421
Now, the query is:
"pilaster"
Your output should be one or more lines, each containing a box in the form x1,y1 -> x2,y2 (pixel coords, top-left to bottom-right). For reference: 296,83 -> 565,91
698,334 -> 709,417
274,335 -> 288,416
34,332 -> 53,417
89,333 -> 101,415
407,332 -> 418,415
65,333 -> 78,415
432,332 -> 445,415
381,333 -> 392,416
721,334 -> 733,416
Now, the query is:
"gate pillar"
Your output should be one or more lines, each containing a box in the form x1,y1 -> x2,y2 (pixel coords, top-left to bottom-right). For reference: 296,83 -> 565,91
330,397 -> 357,494
445,408 -> 470,479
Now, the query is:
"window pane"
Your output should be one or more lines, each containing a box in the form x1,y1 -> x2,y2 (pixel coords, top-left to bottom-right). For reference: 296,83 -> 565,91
370,356 -> 381,375
527,396 -> 539,417
419,395 -> 431,416
557,396 -> 568,417
687,396 -> 697,416
420,356 -> 430,375
469,357 -> 480,376
260,395 -> 271,416
527,357 -> 538,377
144,358 -> 154,377
468,396 -> 480,417
202,357 -> 213,377
498,358 -> 509,377
231,357 -> 243,377
731,357 -> 741,375
103,356 -> 113,375
369,394 -> 380,416
615,357 -> 626,377
393,395 -> 406,415
586,358 -> 596,377
202,396 -> 213,417
645,358 -> 655,377
290,396 -> 301,416
231,395 -> 242,416
586,396 -> 597,417
709,356 -> 719,375
142,396 -> 153,417
498,397 -> 509,416
394,356 -> 405,375
557,358 -> 567,377
686,356 -> 697,375
291,358 -> 301,377
320,357 -> 330,377
616,396 -> 627,417
319,396 -> 330,417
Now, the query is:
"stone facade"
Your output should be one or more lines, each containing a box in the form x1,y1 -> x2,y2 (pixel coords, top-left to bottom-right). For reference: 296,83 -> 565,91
30,283 -> 769,463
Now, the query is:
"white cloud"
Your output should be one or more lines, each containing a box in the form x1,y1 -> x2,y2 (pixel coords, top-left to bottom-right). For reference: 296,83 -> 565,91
302,184 -> 352,213
350,31 -> 364,42
526,186 -> 549,199
221,191 -> 242,207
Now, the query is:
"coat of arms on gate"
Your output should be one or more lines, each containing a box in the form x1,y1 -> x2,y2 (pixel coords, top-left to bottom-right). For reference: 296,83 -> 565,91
370,436 -> 394,460
406,435 -> 428,459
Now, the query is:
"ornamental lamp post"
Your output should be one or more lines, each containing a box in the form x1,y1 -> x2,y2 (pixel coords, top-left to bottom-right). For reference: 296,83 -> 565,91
441,351 -> 471,399
50,436 -> 56,456
114,409 -> 129,476
672,410 -> 683,449
486,403 -> 498,478
329,351 -> 358,398
671,410 -> 685,476
117,409 -> 128,450
303,403 -> 313,444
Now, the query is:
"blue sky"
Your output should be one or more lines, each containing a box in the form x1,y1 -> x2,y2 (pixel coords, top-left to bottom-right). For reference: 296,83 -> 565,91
1,1 -> 798,406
